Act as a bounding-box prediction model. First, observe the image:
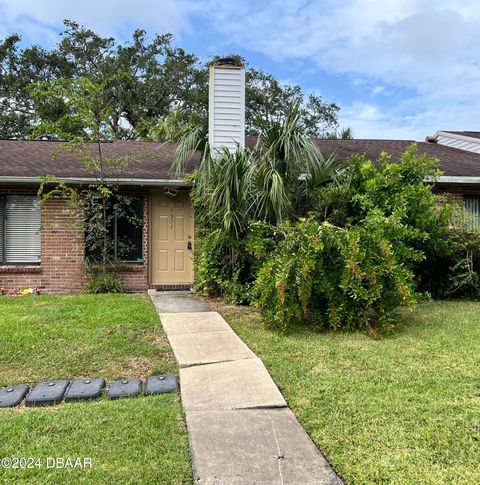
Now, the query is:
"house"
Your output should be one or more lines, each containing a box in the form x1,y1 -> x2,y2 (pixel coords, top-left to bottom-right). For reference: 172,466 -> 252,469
1,59 -> 480,294
311,138 -> 480,207
425,131 -> 480,154
0,61 -> 242,294
0,140 -> 200,293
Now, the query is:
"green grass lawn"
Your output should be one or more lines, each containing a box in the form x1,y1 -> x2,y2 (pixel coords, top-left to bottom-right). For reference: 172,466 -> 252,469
0,294 -> 191,485
213,300 -> 480,485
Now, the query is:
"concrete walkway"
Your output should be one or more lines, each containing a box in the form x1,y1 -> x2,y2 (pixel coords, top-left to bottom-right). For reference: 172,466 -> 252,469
150,291 -> 342,485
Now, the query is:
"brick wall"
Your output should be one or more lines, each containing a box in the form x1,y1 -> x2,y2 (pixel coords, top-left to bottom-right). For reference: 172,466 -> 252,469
0,191 -> 149,294
433,187 -> 464,206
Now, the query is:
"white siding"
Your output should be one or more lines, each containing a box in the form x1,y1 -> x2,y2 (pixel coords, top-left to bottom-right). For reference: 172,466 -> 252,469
436,133 -> 480,154
208,65 -> 245,151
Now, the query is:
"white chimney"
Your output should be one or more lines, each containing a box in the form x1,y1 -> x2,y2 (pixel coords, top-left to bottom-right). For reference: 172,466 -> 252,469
208,59 -> 245,151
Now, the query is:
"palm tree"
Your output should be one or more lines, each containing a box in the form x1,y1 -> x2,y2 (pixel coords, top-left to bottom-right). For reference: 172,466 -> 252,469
141,109 -> 208,175
324,127 -> 354,139
195,146 -> 255,237
144,102 -> 346,292
254,101 -> 344,223
145,102 -> 344,232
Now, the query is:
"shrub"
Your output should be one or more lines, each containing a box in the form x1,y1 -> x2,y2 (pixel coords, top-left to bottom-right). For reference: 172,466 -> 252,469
254,145 -> 452,331
194,143 -> 459,330
193,230 -> 228,296
193,229 -> 256,304
188,106 -> 343,301
83,272 -> 125,294
446,225 -> 480,299
414,204 -> 480,299
311,146 -> 453,295
223,273 -> 254,305
254,216 -> 417,331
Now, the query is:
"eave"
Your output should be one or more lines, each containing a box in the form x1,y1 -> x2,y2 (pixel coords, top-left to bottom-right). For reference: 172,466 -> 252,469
0,176 -> 190,187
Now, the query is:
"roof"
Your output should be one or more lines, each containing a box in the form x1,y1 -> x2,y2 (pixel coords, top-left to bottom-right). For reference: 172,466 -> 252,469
0,140 -> 199,183
312,138 -> 480,177
1,137 -> 480,184
442,131 -> 480,140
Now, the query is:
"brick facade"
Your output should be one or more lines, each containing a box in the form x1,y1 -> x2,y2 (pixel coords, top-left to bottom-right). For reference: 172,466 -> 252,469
2,185 -> 474,295
0,191 -> 149,294
433,187 -> 464,205
433,186 -> 480,208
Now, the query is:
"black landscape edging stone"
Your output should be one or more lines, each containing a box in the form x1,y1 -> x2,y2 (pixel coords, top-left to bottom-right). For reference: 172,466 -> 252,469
107,379 -> 142,400
0,385 -> 30,408
64,378 -> 106,402
26,380 -> 70,407
1,374 -> 179,409
145,375 -> 178,395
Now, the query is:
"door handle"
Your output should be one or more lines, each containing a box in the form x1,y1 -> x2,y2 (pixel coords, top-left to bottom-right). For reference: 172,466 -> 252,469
187,241 -> 193,250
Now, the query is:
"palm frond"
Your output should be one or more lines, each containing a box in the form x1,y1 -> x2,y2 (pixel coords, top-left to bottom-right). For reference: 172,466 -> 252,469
142,109 -> 208,176
259,100 -> 320,176
171,125 -> 206,175
305,148 -> 344,191
252,155 -> 291,224
196,146 -> 254,236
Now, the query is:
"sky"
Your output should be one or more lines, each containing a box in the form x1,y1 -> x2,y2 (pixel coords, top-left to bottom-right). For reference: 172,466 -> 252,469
0,0 -> 478,141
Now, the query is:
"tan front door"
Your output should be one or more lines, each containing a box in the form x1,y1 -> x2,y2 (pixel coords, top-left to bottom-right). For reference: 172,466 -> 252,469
150,191 -> 194,284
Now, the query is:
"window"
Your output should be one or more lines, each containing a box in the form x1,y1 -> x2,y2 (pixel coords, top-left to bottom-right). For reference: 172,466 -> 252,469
0,195 -> 41,264
464,195 -> 480,229
114,197 -> 144,262
86,196 -> 144,264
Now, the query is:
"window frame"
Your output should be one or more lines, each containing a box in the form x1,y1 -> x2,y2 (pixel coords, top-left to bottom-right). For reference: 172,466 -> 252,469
0,194 -> 42,266
112,206 -> 144,264
85,195 -> 144,265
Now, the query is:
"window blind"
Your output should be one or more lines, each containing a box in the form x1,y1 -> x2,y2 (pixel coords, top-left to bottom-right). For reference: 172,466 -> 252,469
464,195 -> 480,230
3,195 -> 41,263
0,196 -> 5,262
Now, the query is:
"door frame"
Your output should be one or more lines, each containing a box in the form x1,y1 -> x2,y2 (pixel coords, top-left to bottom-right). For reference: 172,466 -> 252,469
148,189 -> 194,286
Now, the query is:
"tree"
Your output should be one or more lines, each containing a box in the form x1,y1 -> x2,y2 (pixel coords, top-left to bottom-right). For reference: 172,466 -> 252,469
0,35 -> 71,138
189,102 -> 343,301
0,20 -> 341,139
32,75 -> 142,279
142,59 -> 341,147
324,127 -> 354,139
192,101 -> 341,235
254,146 -> 452,331
245,67 -> 339,137
57,21 -> 205,138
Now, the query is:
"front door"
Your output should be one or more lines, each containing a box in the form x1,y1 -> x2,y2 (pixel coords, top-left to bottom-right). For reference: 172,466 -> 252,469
150,191 -> 194,284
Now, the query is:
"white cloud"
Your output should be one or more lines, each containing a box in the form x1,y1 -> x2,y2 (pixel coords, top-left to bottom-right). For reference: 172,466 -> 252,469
192,0 -> 480,139
0,0 -> 192,42
370,86 -> 386,96
0,0 -> 478,139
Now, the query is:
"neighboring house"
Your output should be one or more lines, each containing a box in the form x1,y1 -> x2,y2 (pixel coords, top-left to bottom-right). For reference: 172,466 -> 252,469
312,138 -> 480,208
425,131 -> 480,154
1,60 -> 480,293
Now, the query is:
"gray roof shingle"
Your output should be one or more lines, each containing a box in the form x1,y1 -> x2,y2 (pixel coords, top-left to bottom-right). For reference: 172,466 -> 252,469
312,139 -> 480,177
0,140 -> 199,180
1,137 -> 480,181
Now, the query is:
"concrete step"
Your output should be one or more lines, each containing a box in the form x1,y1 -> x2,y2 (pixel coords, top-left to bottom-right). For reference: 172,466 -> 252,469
187,408 -> 343,485
180,358 -> 287,411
